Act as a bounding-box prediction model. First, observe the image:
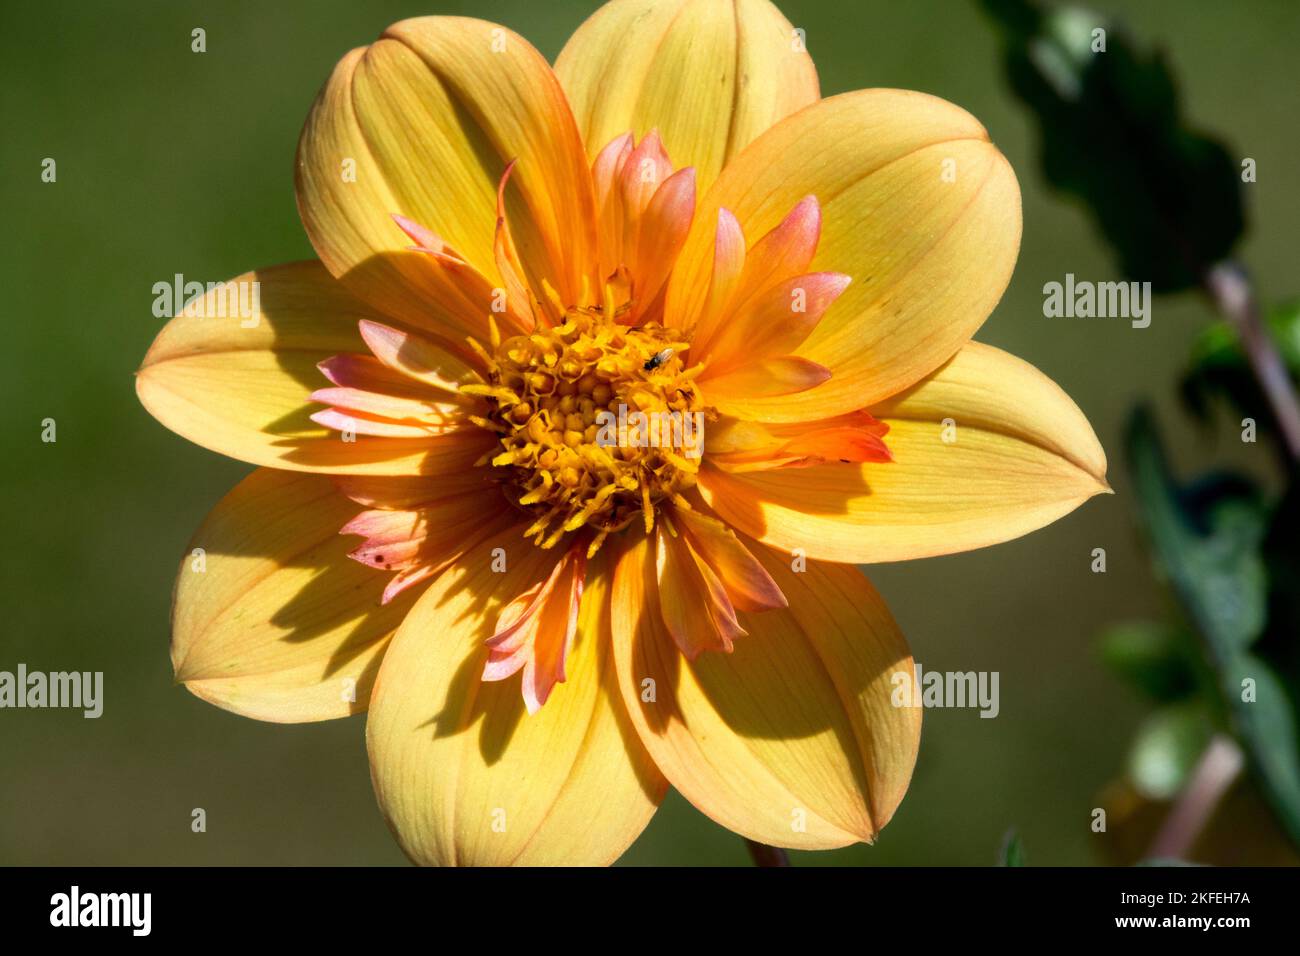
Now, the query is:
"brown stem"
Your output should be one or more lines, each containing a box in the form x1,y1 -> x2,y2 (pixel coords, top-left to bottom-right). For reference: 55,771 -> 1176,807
744,839 -> 791,867
1204,261 -> 1300,462
1146,733 -> 1244,861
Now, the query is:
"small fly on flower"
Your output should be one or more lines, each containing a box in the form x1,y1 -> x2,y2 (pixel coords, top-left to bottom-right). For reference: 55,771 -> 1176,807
643,348 -> 674,371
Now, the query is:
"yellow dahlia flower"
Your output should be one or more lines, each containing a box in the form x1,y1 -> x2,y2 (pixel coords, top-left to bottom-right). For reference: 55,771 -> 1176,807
137,0 -> 1108,865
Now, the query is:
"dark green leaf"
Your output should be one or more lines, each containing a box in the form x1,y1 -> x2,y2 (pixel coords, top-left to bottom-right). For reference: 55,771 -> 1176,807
1182,301 -> 1300,429
980,0 -> 1244,291
1124,407 -> 1300,846
1097,620 -> 1197,702
1126,410 -> 1267,655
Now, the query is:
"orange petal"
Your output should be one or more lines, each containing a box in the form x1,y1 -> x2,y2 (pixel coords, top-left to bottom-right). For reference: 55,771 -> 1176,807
483,544 -> 588,713
357,320 -> 482,395
612,533 -> 920,848
702,357 -> 834,409
391,213 -> 533,339
703,272 -> 851,373
629,165 -> 696,324
655,524 -> 745,658
334,472 -> 494,509
706,410 -> 891,471
309,386 -> 463,424
689,196 -> 824,359
672,506 -> 786,613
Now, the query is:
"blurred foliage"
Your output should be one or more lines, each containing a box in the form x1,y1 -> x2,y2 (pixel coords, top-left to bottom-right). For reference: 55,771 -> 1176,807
998,829 -> 1026,866
981,0 -> 1244,291
1100,776 -> 1300,867
1183,301 -> 1300,448
984,0 -> 1300,864
1123,410 -> 1300,850
1097,620 -> 1198,703
1126,703 -> 1213,800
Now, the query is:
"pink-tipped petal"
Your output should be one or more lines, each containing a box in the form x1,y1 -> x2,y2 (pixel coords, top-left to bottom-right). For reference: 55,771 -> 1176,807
481,545 -> 587,713
357,320 -> 479,395
673,508 -> 787,614
309,408 -> 438,439
629,166 -> 696,323
705,272 -> 852,371
702,357 -> 835,408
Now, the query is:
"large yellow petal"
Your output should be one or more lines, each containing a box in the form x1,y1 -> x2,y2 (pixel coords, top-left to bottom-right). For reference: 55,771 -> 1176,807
366,531 -> 666,866
699,341 -> 1109,562
668,89 -> 1021,421
297,17 -> 598,328
136,260 -> 495,475
555,0 -> 819,194
172,469 -> 432,722
612,532 -> 920,848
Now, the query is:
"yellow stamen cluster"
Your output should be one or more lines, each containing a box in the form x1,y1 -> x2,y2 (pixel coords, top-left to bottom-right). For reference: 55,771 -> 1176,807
466,309 -> 705,556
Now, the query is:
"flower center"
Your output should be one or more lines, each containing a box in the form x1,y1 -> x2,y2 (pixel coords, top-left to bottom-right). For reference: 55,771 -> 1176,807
469,309 -> 706,555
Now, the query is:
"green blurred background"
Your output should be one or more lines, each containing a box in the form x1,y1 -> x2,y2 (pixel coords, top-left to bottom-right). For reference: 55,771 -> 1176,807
2,0 -> 1296,865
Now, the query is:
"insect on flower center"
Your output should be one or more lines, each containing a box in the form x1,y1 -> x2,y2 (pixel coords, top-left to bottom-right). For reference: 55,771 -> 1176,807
468,308 -> 707,556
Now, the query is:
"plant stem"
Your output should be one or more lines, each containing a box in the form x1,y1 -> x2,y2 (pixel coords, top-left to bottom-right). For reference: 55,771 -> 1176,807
1146,733 -> 1244,861
744,839 -> 791,867
1204,261 -> 1300,462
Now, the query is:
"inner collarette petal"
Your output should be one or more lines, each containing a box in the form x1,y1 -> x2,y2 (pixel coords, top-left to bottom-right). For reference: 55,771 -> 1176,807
301,179 -> 864,711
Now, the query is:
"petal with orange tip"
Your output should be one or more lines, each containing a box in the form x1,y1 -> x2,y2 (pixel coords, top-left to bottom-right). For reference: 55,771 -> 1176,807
309,386 -> 464,425
482,544 -> 587,714
136,260 -> 495,475
668,89 -> 1022,423
357,320 -> 483,395
702,272 -> 851,375
672,506 -> 786,613
629,165 -> 696,323
699,341 -> 1109,562
655,523 -> 747,658
706,410 -> 892,471
296,17 -> 598,335
366,532 -> 666,866
171,469 -> 426,722
590,132 -> 697,323
493,160 -> 546,327
392,213 -> 533,338
702,357 -> 833,409
612,532 -> 920,849
556,0 -> 820,194
689,196 -> 824,360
